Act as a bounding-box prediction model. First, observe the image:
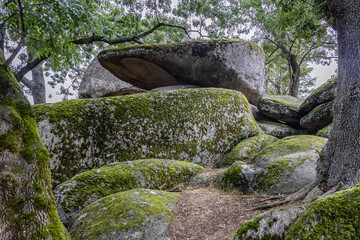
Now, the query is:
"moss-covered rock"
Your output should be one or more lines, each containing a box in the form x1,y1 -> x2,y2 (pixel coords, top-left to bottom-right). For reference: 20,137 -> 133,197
70,188 -> 179,240
234,206 -> 306,240
34,88 -> 262,186
251,135 -> 327,194
299,76 -> 337,115
300,101 -> 333,132
316,123 -> 332,138
285,185 -> 360,239
0,50 -> 70,239
257,120 -> 299,138
54,159 -> 203,227
257,95 -> 304,125
223,134 -> 278,166
98,39 -> 266,105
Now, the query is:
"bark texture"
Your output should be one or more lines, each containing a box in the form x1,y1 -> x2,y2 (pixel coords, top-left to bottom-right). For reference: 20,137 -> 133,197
317,0 -> 360,190
0,50 -> 69,239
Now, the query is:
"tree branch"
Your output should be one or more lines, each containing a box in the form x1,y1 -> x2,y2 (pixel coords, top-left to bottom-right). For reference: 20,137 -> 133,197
265,47 -> 280,65
5,0 -> 27,66
299,42 -> 318,65
21,76 -> 35,89
16,55 -> 49,82
71,22 -> 190,45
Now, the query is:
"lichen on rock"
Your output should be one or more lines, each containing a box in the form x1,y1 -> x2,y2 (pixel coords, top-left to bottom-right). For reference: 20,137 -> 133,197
54,159 -> 204,227
316,123 -> 332,138
300,101 -> 333,132
34,88 -> 263,186
69,188 -> 179,240
257,120 -> 299,138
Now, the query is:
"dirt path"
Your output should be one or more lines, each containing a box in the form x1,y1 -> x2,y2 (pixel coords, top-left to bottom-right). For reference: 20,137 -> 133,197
166,169 -> 285,240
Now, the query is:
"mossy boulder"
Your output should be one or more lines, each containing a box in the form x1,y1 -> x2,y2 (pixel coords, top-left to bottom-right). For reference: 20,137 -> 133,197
285,185 -> 360,239
299,76 -> 337,115
54,159 -> 203,227
257,95 -> 304,125
234,206 -> 306,240
216,135 -> 327,194
300,101 -> 333,132
257,120 -> 299,138
79,58 -> 145,99
316,123 -> 333,138
69,188 -> 179,240
98,39 -> 266,105
34,88 -> 262,186
223,134 -> 278,166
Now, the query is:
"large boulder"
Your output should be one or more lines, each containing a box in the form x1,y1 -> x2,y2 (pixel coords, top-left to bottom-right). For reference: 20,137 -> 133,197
299,76 -> 337,115
234,206 -> 306,240
300,101 -> 333,132
257,95 -> 304,125
69,189 -> 179,240
98,39 -> 266,105
285,185 -> 360,239
78,58 -> 145,98
257,120 -> 300,138
216,135 -> 327,194
34,88 -> 262,186
316,123 -> 332,138
54,159 -> 203,228
223,134 -> 278,166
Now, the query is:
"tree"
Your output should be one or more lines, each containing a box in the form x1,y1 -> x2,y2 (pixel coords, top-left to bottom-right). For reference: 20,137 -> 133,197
0,49 -> 69,239
241,0 -> 337,97
315,0 -> 360,191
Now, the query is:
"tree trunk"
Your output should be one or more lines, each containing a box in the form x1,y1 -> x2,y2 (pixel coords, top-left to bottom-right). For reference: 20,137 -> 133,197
317,0 -> 360,190
0,26 -> 5,53
289,54 -> 300,97
30,63 -> 46,104
0,50 -> 69,239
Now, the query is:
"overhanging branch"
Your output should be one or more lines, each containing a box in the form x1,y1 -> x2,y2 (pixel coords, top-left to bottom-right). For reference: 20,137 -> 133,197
16,55 -> 49,82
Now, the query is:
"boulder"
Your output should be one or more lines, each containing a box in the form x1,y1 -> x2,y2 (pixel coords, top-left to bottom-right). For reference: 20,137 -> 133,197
69,189 -> 179,240
187,173 -> 212,188
98,39 -> 266,105
78,58 -> 145,98
299,76 -> 337,115
300,101 -> 333,132
149,85 -> 199,92
285,185 -> 360,239
54,159 -> 204,228
257,120 -> 299,138
216,135 -> 327,194
223,134 -> 278,166
316,123 -> 332,138
257,95 -> 304,125
234,206 -> 306,240
34,88 -> 262,186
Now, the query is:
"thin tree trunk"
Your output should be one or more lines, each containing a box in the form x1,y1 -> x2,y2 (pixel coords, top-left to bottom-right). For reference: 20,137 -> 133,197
30,63 -> 46,104
317,0 -> 360,190
289,54 -> 300,97
0,50 -> 69,239
0,26 -> 5,53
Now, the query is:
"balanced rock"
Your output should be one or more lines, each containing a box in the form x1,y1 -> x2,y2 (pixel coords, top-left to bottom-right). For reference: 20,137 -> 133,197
300,101 -> 333,132
316,123 -> 332,138
34,88 -> 262,185
98,39 -> 266,105
257,120 -> 299,138
257,95 -> 304,125
78,58 -> 145,98
54,159 -> 203,227
299,76 -> 337,115
234,206 -> 306,240
70,189 -> 179,240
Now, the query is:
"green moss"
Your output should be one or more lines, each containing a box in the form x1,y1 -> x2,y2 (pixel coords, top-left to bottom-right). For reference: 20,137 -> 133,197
214,161 -> 248,192
34,88 -> 263,186
307,76 -> 337,99
70,188 -> 179,240
259,95 -> 303,110
235,216 -> 264,239
285,185 -> 360,239
316,123 -> 333,137
56,159 -> 203,223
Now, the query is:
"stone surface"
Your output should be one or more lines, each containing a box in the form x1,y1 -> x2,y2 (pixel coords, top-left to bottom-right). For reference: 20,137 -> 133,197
257,120 -> 299,138
34,88 -> 262,186
316,123 -> 332,138
234,206 -> 306,240
54,159 -> 203,228
223,134 -> 278,166
299,76 -> 337,115
285,185 -> 360,239
187,173 -> 212,188
216,135 -> 328,195
300,101 -> 333,132
257,95 -> 304,125
70,189 -> 179,240
98,39 -> 266,105
149,85 -> 199,92
78,58 -> 145,98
